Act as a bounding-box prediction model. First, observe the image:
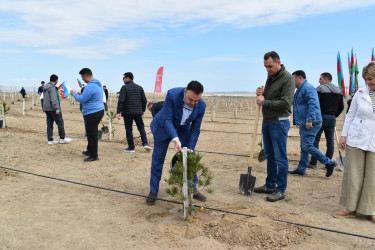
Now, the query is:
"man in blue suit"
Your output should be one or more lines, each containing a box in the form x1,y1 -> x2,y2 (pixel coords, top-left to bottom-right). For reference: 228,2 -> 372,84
146,81 -> 206,205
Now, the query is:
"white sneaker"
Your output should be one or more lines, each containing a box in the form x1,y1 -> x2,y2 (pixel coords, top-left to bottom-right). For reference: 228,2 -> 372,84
48,140 -> 58,145
59,137 -> 72,144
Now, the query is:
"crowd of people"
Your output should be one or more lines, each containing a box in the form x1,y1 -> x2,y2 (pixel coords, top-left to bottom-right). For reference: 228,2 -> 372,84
38,56 -> 374,221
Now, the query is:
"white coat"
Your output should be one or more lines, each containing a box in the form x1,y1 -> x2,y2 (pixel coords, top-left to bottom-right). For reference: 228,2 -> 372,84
342,86 -> 375,152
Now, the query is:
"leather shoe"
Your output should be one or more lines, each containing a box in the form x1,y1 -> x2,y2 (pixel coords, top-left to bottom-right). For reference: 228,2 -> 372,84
82,151 -> 91,156
332,209 -> 356,218
371,215 -> 375,223
326,161 -> 336,177
267,191 -> 285,202
254,185 -> 276,194
307,163 -> 317,169
288,169 -> 305,176
146,192 -> 157,205
193,191 -> 207,202
84,156 -> 99,162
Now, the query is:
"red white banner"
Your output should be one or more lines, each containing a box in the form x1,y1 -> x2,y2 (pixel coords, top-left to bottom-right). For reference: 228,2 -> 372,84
154,66 -> 164,93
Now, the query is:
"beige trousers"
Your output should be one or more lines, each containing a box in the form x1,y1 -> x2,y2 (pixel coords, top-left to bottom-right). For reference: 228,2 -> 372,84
339,145 -> 375,215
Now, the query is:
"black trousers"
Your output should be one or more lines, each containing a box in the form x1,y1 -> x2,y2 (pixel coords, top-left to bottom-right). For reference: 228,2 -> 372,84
84,110 -> 104,158
45,111 -> 65,141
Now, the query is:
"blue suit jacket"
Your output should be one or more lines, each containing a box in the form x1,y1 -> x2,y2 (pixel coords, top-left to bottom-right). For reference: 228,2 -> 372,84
150,87 -> 206,150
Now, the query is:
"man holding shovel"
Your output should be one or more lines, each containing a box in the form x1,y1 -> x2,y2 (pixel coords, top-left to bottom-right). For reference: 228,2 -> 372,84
253,51 -> 295,202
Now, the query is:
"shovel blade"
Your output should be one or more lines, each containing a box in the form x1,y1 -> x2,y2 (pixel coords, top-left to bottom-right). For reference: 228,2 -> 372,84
239,167 -> 256,196
336,156 -> 345,171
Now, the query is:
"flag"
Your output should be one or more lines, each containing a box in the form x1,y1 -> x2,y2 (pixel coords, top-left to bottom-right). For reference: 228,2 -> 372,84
348,52 -> 352,96
77,78 -> 84,89
372,48 -> 375,62
154,66 -> 164,93
353,57 -> 359,94
58,82 -> 71,100
337,51 -> 345,97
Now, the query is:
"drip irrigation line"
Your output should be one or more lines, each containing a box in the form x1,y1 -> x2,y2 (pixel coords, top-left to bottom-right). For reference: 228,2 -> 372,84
10,114 -> 318,138
0,165 -> 374,241
4,128 -> 300,162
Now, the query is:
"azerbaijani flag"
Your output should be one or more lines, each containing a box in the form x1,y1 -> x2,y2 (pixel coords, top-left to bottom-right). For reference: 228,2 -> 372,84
353,58 -> 359,94
337,51 -> 345,97
372,48 -> 375,62
348,52 -> 352,96
58,81 -> 71,100
77,78 -> 84,89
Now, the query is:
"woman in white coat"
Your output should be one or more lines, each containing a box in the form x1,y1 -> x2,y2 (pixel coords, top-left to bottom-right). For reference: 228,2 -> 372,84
334,61 -> 375,222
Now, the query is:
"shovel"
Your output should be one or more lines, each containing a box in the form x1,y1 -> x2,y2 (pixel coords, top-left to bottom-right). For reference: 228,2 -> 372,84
239,105 -> 260,196
334,127 -> 345,171
258,136 -> 266,162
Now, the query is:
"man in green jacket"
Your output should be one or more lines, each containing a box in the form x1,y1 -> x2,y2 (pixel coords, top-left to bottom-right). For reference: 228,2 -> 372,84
253,51 -> 295,202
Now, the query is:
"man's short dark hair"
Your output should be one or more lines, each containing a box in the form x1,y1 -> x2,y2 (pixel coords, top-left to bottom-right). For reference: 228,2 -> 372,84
321,72 -> 332,82
292,70 -> 306,79
124,72 -> 134,80
41,81 -> 45,84
79,68 -> 93,76
186,80 -> 204,94
50,74 -> 58,82
264,51 -> 280,62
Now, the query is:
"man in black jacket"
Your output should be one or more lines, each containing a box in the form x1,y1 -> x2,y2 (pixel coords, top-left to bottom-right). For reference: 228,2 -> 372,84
117,72 -> 151,152
147,101 -> 164,118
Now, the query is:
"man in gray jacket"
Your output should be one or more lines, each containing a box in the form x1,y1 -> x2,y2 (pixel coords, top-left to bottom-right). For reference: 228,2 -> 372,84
42,74 -> 71,145
253,51 -> 295,202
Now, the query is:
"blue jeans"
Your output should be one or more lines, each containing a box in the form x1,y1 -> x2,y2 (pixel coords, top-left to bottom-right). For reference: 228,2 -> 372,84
124,115 -> 148,149
298,122 -> 335,173
310,115 -> 336,165
262,120 -> 290,193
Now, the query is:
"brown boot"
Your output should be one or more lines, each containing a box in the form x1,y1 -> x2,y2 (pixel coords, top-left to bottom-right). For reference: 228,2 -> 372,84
332,209 -> 356,218
371,215 -> 375,223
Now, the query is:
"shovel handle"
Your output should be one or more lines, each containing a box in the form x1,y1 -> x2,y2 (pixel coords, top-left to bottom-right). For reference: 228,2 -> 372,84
249,105 -> 261,166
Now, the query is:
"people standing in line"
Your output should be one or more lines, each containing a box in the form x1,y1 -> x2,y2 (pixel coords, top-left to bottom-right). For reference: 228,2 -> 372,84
146,81 -> 207,205
70,68 -> 104,162
20,87 -> 26,99
147,101 -> 164,118
42,74 -> 71,145
38,81 -> 45,107
288,70 -> 337,177
333,61 -> 375,222
103,85 -> 109,111
116,72 -> 151,152
253,51 -> 295,202
308,72 -> 344,169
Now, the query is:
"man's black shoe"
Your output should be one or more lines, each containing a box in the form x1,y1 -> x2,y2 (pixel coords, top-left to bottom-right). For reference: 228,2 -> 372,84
288,169 -> 305,176
84,156 -> 99,162
193,191 -> 207,202
146,192 -> 157,205
326,161 -> 336,178
82,151 -> 91,156
254,185 -> 276,194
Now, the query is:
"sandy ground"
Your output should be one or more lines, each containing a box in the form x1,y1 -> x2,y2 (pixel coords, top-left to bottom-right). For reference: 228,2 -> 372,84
0,94 -> 374,249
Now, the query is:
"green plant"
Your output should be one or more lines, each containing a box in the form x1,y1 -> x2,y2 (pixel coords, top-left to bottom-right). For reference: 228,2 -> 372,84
2,101 -> 10,115
164,151 -> 213,215
106,111 -> 116,140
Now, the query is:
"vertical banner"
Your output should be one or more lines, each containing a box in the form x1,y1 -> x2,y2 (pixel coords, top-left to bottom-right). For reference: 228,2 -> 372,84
154,66 -> 164,93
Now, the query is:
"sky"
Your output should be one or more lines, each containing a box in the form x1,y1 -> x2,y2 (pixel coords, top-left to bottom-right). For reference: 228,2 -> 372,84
0,0 -> 375,93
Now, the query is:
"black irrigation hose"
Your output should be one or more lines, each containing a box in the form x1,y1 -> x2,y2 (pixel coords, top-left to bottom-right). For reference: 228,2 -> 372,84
0,165 -> 374,241
4,128 -> 301,162
15,114 -> 316,139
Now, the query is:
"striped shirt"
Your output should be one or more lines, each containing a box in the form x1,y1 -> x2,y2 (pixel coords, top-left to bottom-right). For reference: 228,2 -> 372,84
370,90 -> 375,111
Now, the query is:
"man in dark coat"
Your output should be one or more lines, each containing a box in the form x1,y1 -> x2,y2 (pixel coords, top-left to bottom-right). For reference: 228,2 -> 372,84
147,101 -> 164,118
116,72 -> 151,152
